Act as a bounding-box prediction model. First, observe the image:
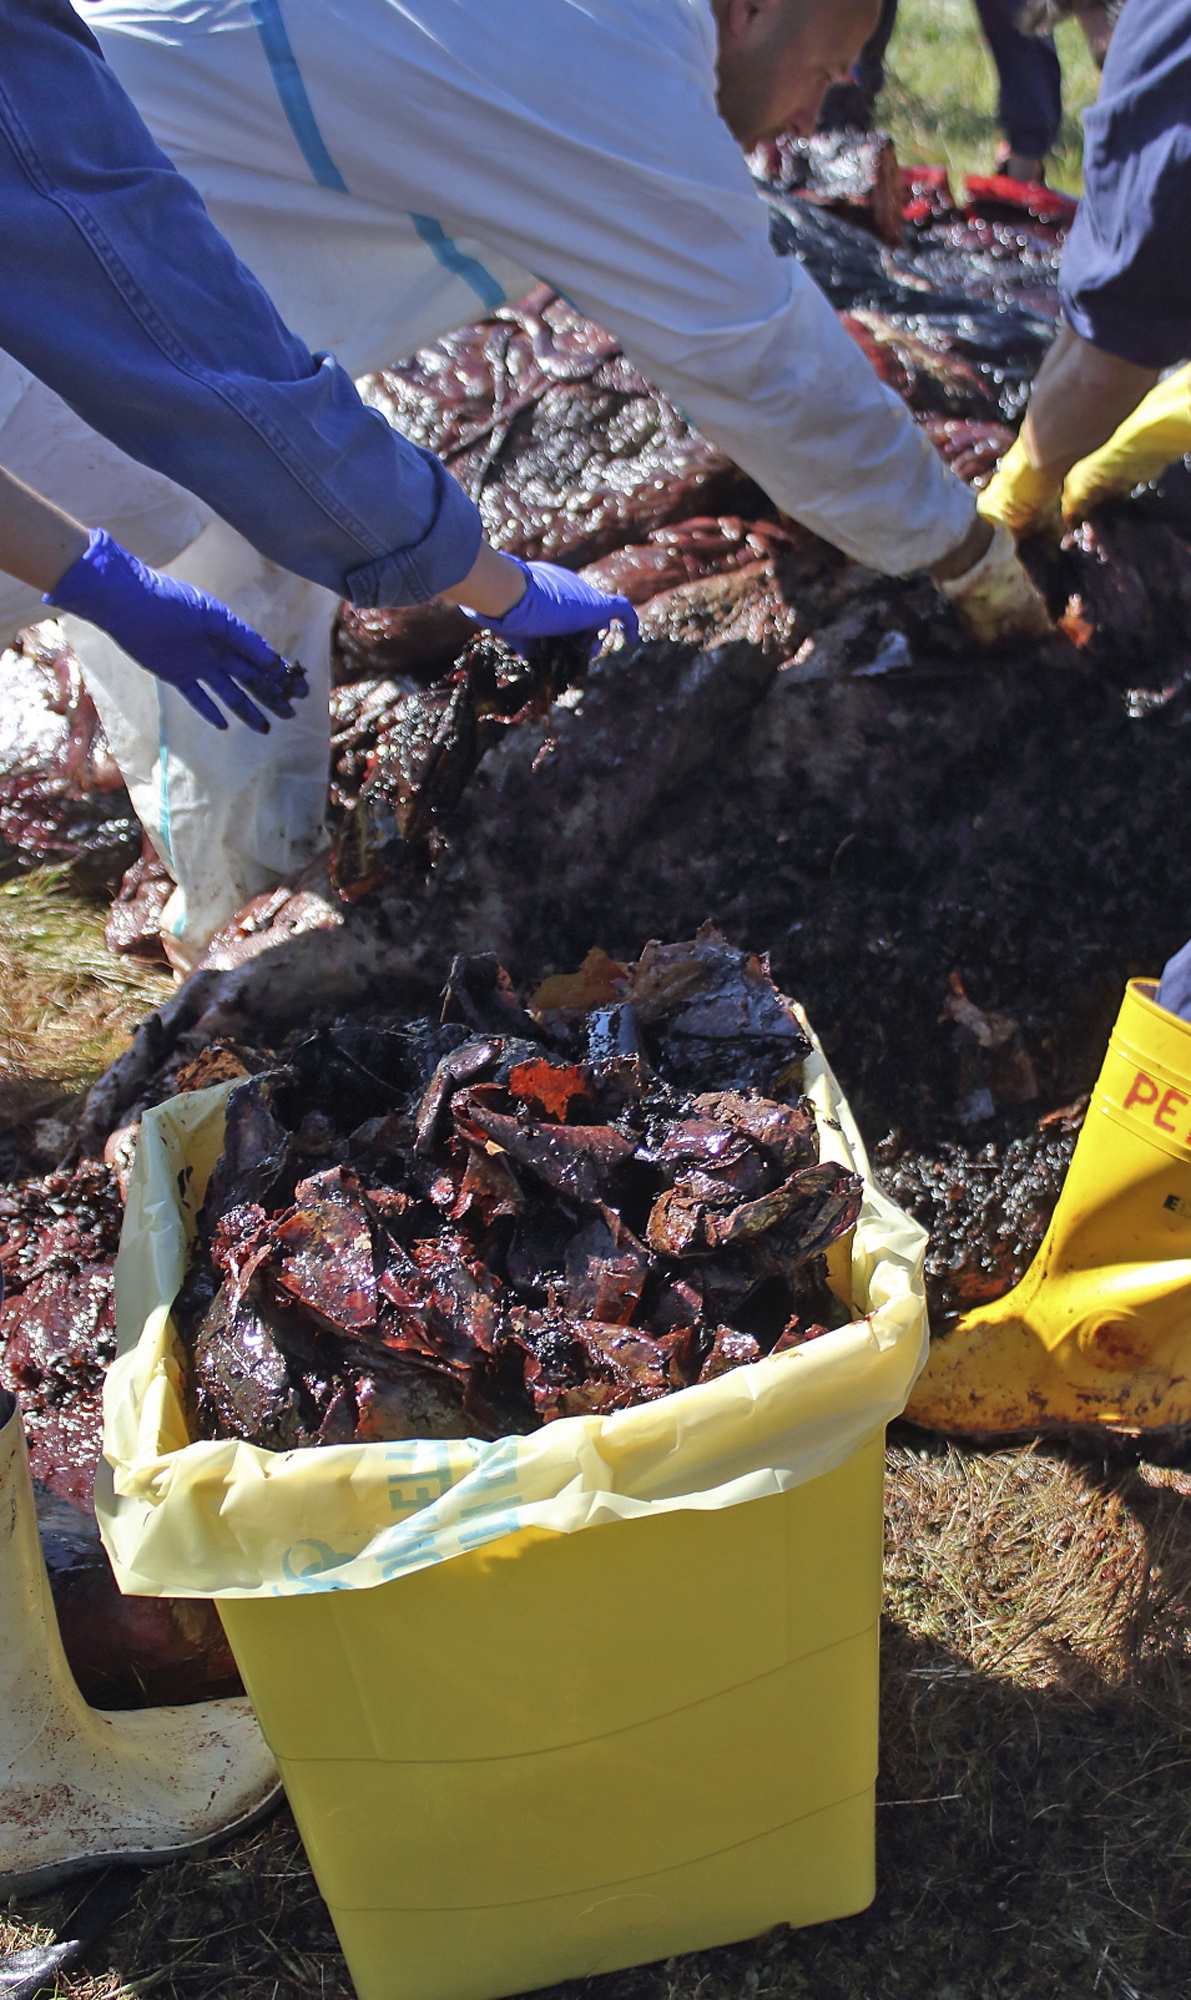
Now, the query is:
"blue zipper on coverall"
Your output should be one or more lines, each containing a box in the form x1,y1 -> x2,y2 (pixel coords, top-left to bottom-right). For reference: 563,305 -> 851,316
247,0 -> 504,310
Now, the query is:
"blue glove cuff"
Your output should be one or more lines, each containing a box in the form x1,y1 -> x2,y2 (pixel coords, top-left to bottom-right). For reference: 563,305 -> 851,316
460,558 -> 533,636
44,526 -> 135,620
465,557 -> 639,646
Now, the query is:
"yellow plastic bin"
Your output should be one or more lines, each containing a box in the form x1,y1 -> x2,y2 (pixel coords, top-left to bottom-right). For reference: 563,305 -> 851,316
98,1031 -> 927,2000
221,1440 -> 882,2000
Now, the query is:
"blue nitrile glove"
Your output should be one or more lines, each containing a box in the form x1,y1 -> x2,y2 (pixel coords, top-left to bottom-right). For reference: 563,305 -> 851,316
463,558 -> 639,653
46,529 -> 308,734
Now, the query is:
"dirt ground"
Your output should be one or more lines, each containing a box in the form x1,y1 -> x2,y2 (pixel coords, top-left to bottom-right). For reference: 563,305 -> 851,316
5,1437 -> 1189,1999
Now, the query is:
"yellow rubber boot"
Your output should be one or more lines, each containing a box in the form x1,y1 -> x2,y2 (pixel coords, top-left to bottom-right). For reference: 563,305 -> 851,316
1063,364 -> 1191,522
907,980 -> 1191,1446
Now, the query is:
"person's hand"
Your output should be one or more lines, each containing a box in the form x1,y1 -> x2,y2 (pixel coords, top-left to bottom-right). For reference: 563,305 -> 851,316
462,557 -> 639,653
1062,364 -> 1191,522
977,436 -> 1063,541
46,530 -> 307,733
935,519 -> 1052,645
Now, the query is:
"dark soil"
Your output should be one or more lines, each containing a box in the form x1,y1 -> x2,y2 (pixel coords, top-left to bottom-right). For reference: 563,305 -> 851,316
69,511 -> 1191,1343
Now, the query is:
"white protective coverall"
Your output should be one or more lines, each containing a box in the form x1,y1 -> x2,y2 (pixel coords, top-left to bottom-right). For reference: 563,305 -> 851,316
11,0 -> 977,959
0,352 -> 336,969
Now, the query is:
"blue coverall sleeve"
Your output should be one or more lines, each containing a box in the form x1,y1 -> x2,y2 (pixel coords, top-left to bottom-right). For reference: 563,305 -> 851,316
0,0 -> 482,606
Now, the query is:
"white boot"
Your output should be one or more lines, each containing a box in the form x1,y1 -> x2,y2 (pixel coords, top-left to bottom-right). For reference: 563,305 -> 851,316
0,1391 -> 282,1893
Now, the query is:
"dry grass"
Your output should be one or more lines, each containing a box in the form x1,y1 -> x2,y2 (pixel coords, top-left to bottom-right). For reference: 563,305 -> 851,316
0,867 -> 170,1144
6,1440 -> 1189,2000
2,1819 -> 352,2000
0,1905 -> 132,2000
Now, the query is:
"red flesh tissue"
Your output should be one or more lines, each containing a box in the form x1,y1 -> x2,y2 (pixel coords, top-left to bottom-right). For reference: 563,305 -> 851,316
0,1165 -> 239,1706
174,932 -> 859,1452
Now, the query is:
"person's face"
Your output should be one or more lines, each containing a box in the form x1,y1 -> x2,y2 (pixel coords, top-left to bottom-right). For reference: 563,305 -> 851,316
714,0 -> 880,148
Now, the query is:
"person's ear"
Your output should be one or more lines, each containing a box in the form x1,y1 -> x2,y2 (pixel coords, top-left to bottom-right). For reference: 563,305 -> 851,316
716,0 -> 786,56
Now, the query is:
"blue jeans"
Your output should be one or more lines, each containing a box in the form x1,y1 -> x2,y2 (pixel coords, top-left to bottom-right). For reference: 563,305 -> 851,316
973,0 -> 1062,161
0,0 -> 481,605
821,0 -> 1061,160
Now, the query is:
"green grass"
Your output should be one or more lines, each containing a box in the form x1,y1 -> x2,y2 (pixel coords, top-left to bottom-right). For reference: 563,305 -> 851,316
879,0 -> 1102,194
0,865 -> 170,1134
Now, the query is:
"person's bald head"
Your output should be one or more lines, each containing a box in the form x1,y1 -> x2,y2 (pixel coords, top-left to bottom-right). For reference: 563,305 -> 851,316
713,0 -> 881,148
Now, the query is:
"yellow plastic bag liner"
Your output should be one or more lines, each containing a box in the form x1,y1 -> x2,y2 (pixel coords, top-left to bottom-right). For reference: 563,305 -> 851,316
98,1029 -> 926,1600
97,1024 -> 927,2000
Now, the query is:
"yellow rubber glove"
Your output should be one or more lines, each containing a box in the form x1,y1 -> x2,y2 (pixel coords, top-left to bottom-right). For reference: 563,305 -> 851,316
1061,363 -> 1191,521
977,435 -> 1063,540
936,519 -> 1051,645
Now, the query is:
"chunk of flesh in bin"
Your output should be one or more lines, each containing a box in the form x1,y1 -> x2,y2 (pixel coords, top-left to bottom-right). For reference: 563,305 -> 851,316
177,932 -> 862,1448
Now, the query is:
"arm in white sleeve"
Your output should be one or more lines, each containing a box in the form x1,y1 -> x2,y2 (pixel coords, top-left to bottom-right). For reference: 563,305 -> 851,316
469,1 -> 978,574
85,0 -> 977,574
313,0 -> 979,575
